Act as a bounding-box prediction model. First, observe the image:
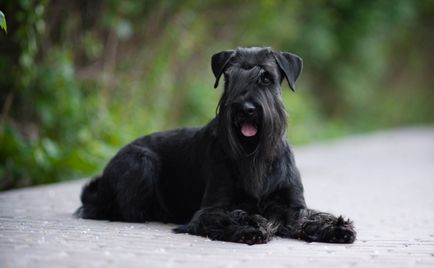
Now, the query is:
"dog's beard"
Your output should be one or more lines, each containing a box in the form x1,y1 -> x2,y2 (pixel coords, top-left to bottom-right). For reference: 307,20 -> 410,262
218,91 -> 287,160
217,92 -> 287,197
217,106 -> 260,158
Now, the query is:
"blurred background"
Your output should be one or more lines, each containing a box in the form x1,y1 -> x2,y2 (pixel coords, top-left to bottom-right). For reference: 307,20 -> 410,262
0,0 -> 433,190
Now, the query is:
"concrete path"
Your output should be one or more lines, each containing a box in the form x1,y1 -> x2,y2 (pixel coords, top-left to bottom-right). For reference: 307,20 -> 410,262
1,127 -> 434,268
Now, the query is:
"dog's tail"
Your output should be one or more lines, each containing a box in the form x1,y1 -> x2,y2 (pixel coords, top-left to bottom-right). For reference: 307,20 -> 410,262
80,176 -> 101,205
74,176 -> 112,219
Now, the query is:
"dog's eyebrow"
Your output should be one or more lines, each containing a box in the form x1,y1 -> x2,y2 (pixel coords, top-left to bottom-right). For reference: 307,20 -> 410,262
235,63 -> 268,71
259,64 -> 273,69
261,63 -> 280,76
239,63 -> 255,70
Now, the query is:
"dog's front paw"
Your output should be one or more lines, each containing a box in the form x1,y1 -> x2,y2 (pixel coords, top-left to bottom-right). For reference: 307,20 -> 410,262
303,215 -> 356,244
326,216 -> 356,243
235,227 -> 270,245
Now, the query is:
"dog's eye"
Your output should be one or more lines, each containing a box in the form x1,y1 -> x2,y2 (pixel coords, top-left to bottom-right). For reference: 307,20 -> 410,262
259,72 -> 273,85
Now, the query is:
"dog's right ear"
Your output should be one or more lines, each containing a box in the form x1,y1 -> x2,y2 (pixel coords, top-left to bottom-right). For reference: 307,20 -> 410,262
211,50 -> 234,88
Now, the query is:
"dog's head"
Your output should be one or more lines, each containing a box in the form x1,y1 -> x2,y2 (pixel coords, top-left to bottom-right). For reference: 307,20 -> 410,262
213,47 -> 303,158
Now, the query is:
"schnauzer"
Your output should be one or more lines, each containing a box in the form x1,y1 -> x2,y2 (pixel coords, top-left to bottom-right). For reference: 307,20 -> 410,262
76,47 -> 356,245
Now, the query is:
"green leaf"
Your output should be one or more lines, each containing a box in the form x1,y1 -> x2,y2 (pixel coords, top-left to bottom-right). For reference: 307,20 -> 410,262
0,11 -> 7,33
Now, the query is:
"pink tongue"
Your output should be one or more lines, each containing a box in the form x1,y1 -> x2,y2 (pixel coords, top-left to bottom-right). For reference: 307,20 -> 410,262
241,123 -> 257,137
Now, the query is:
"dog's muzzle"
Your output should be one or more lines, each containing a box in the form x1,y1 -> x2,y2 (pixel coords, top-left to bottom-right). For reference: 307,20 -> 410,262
234,101 -> 260,138
239,102 -> 258,137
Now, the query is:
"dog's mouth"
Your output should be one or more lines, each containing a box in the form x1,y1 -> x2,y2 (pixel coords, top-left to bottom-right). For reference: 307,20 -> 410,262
240,122 -> 258,137
235,120 -> 260,155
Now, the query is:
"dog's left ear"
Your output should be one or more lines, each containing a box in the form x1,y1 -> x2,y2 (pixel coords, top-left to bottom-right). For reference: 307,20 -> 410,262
273,52 -> 303,91
211,50 -> 234,88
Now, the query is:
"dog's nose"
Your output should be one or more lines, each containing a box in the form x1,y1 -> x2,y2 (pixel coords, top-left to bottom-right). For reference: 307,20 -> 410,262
242,102 -> 256,116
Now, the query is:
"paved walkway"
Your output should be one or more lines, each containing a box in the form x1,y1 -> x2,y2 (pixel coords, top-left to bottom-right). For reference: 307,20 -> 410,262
1,127 -> 433,268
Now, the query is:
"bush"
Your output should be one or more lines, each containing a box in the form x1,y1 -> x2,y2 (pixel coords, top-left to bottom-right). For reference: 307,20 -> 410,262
0,0 -> 433,190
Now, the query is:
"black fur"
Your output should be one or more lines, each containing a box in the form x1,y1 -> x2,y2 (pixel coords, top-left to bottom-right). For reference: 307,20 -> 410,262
76,47 -> 356,245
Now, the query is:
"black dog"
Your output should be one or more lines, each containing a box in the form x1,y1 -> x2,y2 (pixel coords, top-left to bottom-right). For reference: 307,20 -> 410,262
76,47 -> 356,245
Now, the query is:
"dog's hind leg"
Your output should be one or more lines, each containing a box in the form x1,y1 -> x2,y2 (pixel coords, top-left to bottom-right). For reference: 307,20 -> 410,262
174,208 -> 278,245
76,175 -> 120,220
79,144 -> 167,222
279,208 -> 356,243
108,145 -> 166,222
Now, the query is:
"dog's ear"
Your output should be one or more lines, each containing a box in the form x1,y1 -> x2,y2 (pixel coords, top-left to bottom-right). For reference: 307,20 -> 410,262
211,50 -> 234,88
273,52 -> 303,91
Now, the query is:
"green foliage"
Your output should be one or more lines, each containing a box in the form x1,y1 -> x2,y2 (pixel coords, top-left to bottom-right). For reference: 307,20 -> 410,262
0,0 -> 433,190
0,11 -> 6,33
